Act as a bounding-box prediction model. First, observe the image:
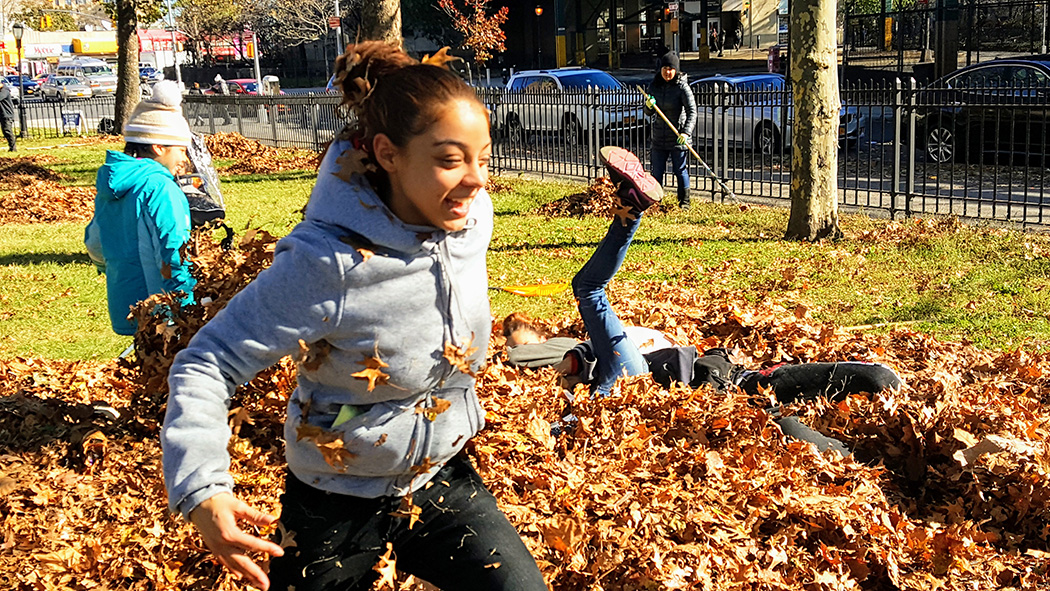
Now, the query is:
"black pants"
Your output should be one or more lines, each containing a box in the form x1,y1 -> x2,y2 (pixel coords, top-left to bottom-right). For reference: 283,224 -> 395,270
268,454 -> 546,591
736,361 -> 903,404
1,117 -> 15,151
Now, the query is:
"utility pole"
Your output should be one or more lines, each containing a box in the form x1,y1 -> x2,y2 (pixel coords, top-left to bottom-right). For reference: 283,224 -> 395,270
934,0 -> 959,79
334,0 -> 343,52
163,0 -> 182,89
1042,0 -> 1047,54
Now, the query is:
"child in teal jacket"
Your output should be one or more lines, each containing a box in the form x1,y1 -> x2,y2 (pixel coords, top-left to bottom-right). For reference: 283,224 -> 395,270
85,81 -> 196,335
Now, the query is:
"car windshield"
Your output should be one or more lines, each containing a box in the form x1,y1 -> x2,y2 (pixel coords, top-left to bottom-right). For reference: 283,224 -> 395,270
58,77 -> 79,86
557,72 -> 622,90
81,65 -> 113,76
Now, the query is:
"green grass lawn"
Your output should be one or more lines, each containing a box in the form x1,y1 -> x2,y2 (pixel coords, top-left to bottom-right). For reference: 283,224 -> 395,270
3,138 -> 1050,360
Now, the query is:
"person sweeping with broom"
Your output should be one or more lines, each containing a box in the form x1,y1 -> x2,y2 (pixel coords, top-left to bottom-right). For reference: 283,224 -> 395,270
644,51 -> 696,209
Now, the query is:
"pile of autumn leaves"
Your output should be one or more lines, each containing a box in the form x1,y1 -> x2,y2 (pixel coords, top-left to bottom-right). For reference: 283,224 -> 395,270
0,133 -> 319,226
0,154 -> 98,224
3,220 -> 1050,590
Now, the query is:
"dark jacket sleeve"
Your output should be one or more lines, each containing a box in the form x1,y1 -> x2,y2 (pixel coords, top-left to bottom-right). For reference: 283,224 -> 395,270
507,337 -> 581,368
678,75 -> 697,137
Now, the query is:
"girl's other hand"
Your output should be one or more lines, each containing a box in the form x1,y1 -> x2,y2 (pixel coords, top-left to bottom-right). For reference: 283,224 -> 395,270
189,492 -> 284,590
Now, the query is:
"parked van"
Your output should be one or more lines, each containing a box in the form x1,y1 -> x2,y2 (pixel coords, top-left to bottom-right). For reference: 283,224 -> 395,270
56,58 -> 117,96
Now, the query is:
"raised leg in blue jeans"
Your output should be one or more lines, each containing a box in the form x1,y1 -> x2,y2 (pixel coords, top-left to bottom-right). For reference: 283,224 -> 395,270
571,212 -> 649,396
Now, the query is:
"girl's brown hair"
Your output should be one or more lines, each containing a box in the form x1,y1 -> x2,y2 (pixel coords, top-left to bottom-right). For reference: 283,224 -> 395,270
333,42 -> 486,150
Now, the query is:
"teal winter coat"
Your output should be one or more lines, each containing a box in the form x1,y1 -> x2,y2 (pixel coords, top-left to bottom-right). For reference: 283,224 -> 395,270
85,150 -> 196,335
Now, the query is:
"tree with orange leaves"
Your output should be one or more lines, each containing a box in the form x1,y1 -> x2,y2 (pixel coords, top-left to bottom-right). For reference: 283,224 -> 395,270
438,0 -> 510,64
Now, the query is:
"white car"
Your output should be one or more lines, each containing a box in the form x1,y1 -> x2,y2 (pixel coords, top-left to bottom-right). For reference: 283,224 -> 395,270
691,73 -> 864,154
494,68 -> 644,146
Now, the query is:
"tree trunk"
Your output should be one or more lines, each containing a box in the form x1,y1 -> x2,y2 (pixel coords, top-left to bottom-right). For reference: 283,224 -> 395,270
114,0 -> 141,134
784,0 -> 842,241
359,0 -> 402,45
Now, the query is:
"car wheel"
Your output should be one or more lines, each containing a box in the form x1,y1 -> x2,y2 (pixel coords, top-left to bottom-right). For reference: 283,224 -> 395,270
925,125 -> 954,163
506,115 -> 525,146
563,115 -> 583,146
754,122 -> 780,155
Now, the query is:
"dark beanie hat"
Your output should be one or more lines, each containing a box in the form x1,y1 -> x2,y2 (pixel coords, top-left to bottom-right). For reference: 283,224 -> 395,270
659,51 -> 680,70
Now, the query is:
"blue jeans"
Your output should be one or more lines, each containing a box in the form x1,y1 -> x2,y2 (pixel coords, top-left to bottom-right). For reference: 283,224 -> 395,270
650,147 -> 690,205
571,214 -> 649,395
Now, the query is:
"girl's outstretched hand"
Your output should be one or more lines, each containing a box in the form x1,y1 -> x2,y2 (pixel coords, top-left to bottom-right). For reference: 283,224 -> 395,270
189,492 -> 285,590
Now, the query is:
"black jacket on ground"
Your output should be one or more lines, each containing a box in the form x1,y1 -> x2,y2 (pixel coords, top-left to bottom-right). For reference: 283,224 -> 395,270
645,72 -> 697,151
0,86 -> 15,121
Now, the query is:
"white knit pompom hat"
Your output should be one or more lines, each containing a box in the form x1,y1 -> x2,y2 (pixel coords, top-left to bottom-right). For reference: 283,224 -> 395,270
124,81 -> 192,147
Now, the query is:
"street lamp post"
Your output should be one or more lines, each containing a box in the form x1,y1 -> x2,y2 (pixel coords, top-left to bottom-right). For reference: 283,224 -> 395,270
12,22 -> 26,139
535,6 -> 543,69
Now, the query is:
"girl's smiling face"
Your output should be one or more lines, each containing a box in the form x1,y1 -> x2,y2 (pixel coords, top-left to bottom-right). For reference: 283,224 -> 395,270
374,99 -> 492,232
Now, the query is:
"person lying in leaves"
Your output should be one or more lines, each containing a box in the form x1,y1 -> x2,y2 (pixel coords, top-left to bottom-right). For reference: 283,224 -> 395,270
161,42 -> 546,591
502,147 -> 903,455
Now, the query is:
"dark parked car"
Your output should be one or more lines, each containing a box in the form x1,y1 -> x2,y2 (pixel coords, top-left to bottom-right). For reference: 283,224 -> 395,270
4,74 -> 38,95
917,59 -> 1050,163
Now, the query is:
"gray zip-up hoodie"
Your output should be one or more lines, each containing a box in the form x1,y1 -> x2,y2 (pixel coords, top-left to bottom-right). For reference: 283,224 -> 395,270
161,139 -> 493,518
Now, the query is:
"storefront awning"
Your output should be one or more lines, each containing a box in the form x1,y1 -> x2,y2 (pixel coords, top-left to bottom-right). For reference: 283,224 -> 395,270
72,39 -> 118,55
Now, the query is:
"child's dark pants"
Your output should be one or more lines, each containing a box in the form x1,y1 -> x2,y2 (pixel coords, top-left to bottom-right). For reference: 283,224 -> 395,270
268,454 -> 546,591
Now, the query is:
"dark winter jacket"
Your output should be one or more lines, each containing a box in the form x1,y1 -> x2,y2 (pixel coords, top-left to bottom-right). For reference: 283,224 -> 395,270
0,85 -> 15,121
645,72 -> 697,151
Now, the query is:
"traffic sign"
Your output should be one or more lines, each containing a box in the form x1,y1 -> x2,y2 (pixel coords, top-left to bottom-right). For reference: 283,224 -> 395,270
328,16 -> 341,29
668,2 -> 678,10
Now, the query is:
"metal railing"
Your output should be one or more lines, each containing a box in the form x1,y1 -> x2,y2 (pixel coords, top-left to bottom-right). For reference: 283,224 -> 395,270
10,82 -> 1050,230
13,95 -> 117,138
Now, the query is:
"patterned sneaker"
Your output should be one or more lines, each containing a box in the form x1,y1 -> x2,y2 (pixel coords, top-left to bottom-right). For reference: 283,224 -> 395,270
599,146 -> 663,209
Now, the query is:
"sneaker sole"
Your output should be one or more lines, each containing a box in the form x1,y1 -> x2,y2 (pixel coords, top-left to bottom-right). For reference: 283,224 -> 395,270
599,146 -> 663,203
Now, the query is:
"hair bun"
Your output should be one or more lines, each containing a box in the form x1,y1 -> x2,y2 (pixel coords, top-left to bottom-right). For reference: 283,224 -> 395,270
333,41 -> 418,111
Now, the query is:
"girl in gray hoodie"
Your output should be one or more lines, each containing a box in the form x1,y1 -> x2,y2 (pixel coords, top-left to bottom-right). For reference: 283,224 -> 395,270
161,42 -> 546,591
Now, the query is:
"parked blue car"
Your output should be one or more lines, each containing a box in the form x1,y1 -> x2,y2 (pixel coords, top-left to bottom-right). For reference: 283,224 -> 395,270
139,66 -> 164,83
4,75 -> 38,95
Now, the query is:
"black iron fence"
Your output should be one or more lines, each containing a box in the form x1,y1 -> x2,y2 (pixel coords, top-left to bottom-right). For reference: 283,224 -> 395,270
844,0 -> 1050,81
9,82 -> 1050,229
13,95 -> 117,138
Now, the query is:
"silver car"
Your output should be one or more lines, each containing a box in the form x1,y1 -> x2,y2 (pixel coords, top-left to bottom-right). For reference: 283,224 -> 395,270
40,75 -> 93,102
495,68 -> 644,146
691,73 -> 864,155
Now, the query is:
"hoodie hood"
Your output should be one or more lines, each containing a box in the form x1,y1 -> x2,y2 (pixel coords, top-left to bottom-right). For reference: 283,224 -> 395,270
305,139 -> 481,255
96,150 -> 175,203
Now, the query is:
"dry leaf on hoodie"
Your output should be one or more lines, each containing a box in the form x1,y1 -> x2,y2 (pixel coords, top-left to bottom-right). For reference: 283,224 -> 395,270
296,423 -> 356,471
416,397 -> 451,422
352,349 -> 391,391
296,339 -> 332,372
443,335 -> 479,376
333,148 -> 375,183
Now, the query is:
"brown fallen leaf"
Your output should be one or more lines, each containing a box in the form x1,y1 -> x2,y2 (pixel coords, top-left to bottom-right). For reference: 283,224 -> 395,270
352,351 -> 391,391
296,423 -> 356,471
416,397 -> 451,422
373,542 -> 397,589
296,339 -> 332,372
389,494 -> 422,530
443,334 -> 479,376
